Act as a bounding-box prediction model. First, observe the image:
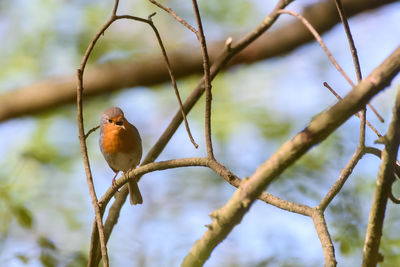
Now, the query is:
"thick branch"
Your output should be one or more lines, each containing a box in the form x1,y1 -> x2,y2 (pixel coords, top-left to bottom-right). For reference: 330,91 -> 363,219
362,87 -> 400,266
0,0 -> 396,122
181,46 -> 400,266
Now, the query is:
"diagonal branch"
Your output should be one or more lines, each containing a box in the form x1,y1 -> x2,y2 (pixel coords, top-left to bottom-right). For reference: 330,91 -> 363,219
362,86 -> 400,266
318,147 -> 366,212
181,46 -> 400,267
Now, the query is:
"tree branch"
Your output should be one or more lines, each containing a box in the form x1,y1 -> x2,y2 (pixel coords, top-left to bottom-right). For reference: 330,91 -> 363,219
318,147 -> 365,211
181,46 -> 400,267
148,0 -> 197,33
0,0 -> 396,122
311,208 -> 337,267
191,0 -> 214,159
362,86 -> 400,266
76,0 -> 125,264
146,13 -> 198,148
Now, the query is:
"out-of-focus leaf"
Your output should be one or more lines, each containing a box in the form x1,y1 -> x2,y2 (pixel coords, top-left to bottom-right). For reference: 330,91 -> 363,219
66,252 -> 87,267
11,204 -> 33,229
15,253 -> 30,264
40,251 -> 57,267
37,236 -> 57,251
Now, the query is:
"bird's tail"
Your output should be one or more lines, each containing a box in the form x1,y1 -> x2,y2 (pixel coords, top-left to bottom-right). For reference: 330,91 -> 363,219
128,180 -> 143,205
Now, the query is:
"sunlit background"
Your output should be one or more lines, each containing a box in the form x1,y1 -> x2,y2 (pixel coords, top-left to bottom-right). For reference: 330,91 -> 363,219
1,0 -> 400,266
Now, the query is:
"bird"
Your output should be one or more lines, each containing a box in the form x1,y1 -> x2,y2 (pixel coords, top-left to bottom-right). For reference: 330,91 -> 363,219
99,107 -> 143,205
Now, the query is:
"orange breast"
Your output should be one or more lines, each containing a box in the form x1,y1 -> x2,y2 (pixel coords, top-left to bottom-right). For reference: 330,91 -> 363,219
102,124 -> 124,154
102,123 -> 139,155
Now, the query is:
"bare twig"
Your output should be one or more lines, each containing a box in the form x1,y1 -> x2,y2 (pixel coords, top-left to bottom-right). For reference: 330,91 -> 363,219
148,0 -> 197,33
323,82 -> 382,137
146,14 -> 198,148
312,208 -> 337,267
149,0 -> 215,157
191,0 -> 214,159
318,147 -> 365,211
334,0 -> 362,82
389,190 -> 400,204
277,9 -> 384,123
335,0 -> 367,148
84,125 -> 100,139
362,86 -> 400,266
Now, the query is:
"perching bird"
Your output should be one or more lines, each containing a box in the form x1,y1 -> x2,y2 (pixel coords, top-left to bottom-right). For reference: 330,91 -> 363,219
99,107 -> 143,205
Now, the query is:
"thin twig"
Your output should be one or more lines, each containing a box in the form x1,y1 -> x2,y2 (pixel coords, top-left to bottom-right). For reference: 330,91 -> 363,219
277,9 -> 384,123
389,190 -> 400,204
334,0 -> 362,83
148,0 -> 197,33
149,0 -> 214,157
147,14 -> 198,148
334,0 -> 367,150
191,0 -> 214,159
323,82 -> 382,138
318,147 -> 365,211
84,125 -> 100,139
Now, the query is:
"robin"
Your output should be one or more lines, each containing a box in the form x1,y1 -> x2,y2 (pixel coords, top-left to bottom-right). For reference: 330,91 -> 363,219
99,107 -> 143,205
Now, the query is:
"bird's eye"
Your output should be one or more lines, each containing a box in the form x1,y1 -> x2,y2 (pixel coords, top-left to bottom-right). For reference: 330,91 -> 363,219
115,120 -> 123,126
108,119 -> 113,123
